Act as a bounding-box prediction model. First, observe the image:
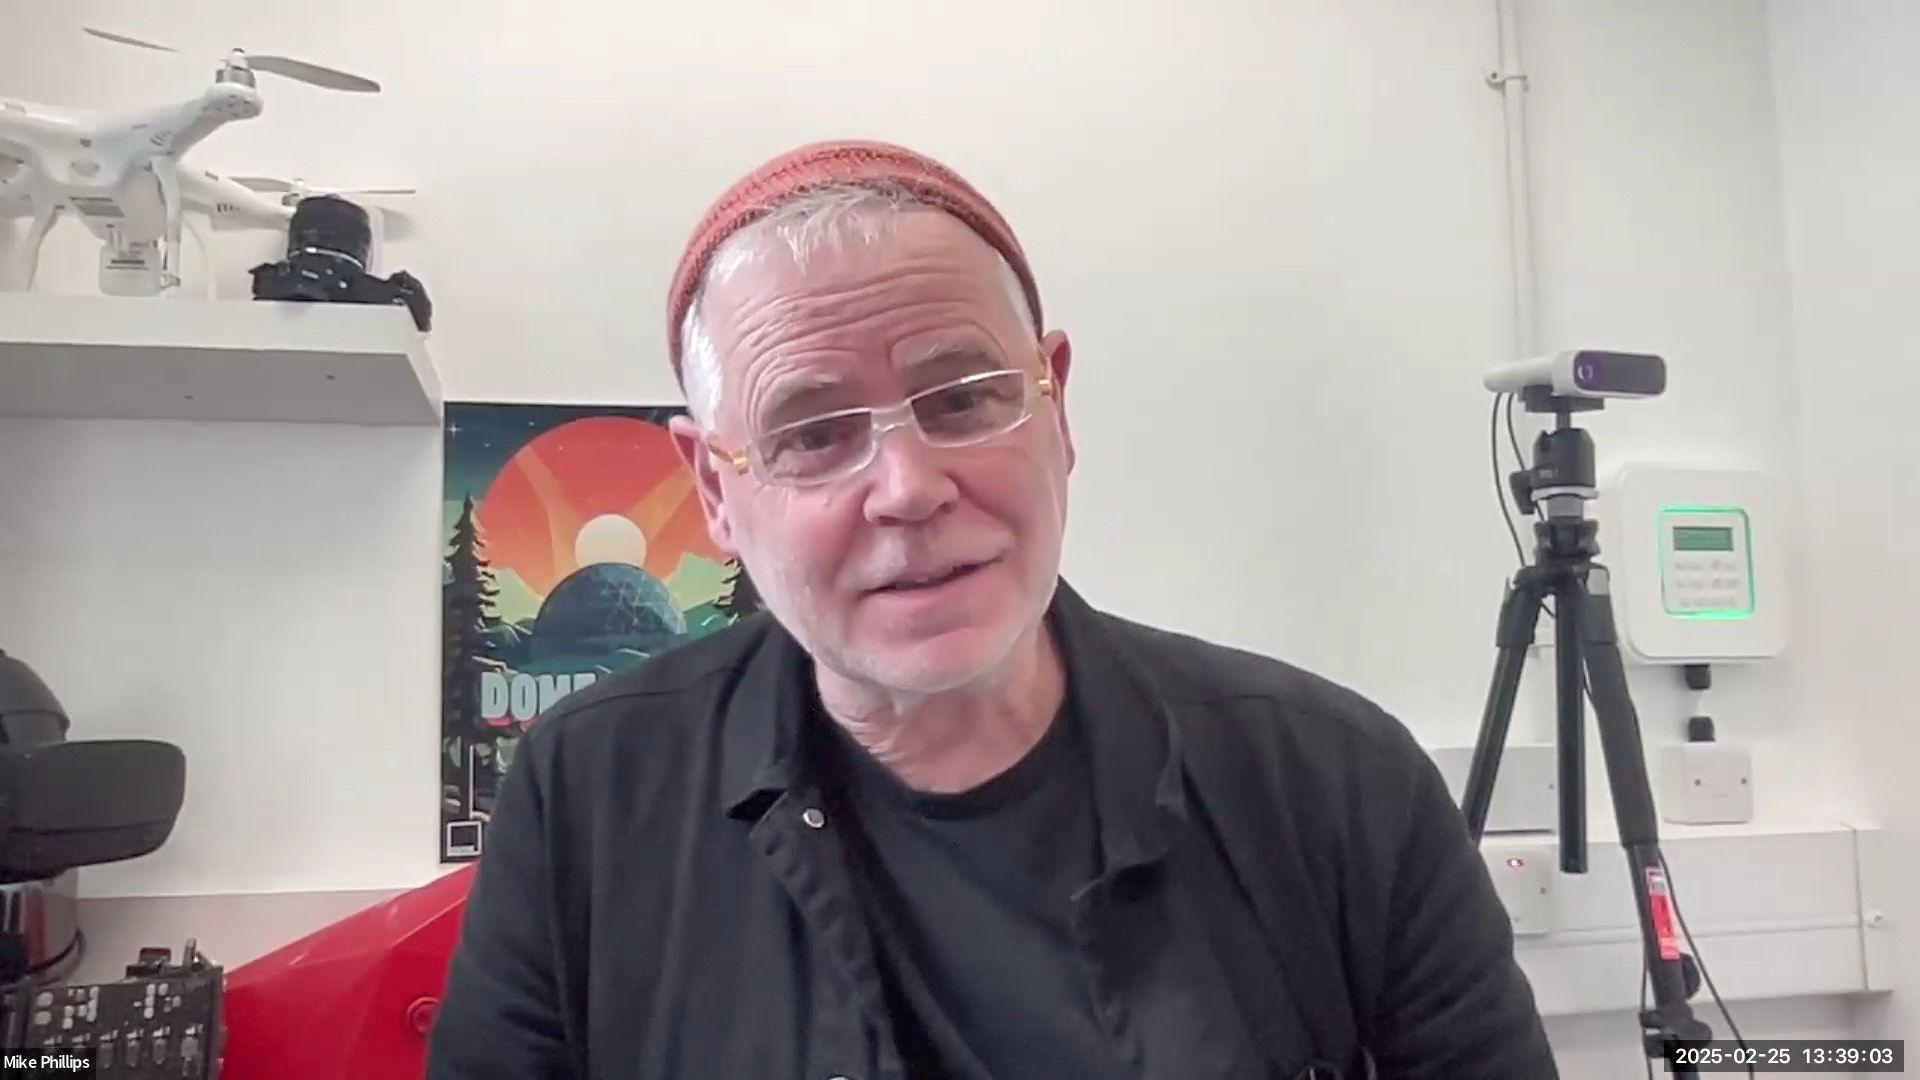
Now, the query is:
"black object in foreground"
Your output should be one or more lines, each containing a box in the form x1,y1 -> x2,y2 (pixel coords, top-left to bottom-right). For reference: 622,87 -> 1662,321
0,651 -> 185,885
1,939 -> 224,1076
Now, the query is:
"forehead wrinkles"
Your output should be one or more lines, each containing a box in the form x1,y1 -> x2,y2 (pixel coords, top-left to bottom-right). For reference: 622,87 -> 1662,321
730,262 -> 993,352
723,263 -> 1009,418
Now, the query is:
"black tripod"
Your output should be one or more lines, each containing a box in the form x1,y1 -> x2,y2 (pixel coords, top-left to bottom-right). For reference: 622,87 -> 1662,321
1462,388 -> 1711,1077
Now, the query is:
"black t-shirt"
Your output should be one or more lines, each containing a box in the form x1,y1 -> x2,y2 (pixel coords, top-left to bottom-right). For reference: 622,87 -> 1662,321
820,699 -> 1126,1080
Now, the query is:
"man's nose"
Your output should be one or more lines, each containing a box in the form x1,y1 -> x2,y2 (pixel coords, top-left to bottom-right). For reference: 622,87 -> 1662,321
862,421 -> 958,523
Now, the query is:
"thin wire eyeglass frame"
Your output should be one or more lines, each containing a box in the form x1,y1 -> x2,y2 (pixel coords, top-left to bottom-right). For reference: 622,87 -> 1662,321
702,366 -> 1057,489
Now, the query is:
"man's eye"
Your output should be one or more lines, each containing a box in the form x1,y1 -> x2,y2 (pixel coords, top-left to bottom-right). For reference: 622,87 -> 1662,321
768,416 -> 860,459
926,387 -> 986,416
792,424 -> 844,450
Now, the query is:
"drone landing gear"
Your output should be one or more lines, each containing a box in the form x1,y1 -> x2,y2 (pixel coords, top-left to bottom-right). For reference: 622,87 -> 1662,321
15,203 -> 59,290
157,160 -> 184,295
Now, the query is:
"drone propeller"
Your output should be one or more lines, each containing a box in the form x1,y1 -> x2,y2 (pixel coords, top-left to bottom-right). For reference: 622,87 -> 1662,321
84,27 -> 382,93
83,27 -> 177,53
230,176 -> 419,238
246,57 -> 380,94
232,177 -> 416,198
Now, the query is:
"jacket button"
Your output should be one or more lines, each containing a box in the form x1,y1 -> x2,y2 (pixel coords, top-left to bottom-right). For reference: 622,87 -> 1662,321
802,807 -> 826,829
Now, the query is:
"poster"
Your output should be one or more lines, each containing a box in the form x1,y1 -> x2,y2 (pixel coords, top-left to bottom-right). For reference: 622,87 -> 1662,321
440,402 -> 760,862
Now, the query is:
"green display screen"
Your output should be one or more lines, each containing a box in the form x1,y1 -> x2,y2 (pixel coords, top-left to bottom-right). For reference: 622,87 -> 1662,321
1672,525 -> 1735,552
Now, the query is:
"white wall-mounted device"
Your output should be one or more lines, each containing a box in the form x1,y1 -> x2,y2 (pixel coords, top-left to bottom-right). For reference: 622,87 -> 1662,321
1604,465 -> 1787,664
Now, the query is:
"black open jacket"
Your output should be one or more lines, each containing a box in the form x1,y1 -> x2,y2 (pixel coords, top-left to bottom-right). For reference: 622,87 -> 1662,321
429,579 -> 1556,1080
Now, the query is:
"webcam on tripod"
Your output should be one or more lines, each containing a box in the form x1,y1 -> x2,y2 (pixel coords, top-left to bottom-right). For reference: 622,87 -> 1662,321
1484,349 -> 1667,403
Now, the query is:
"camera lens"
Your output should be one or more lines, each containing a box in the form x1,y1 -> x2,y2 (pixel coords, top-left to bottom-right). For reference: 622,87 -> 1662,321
287,195 -> 372,267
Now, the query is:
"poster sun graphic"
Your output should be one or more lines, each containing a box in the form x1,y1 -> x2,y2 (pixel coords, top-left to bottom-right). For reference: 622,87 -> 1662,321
441,402 -> 760,862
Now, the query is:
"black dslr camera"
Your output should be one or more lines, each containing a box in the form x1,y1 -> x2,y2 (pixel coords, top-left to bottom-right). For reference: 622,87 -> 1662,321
250,195 -> 433,331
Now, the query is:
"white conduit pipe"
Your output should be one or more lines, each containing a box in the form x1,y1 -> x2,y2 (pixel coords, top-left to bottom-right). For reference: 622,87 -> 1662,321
1490,0 -> 1538,360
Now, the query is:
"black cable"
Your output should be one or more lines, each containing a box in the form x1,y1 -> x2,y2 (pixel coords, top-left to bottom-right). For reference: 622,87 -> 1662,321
1661,851 -> 1754,1079
1504,393 -> 1544,539
1491,393 -> 1527,566
1502,395 -> 1564,623
1641,960 -> 1653,1080
1504,391 -> 1529,515
2,974 -> 30,1045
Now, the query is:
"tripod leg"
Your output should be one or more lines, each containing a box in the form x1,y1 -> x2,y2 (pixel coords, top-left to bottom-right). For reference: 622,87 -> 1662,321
1555,580 -> 1588,874
1463,569 -> 1546,841
1578,566 -> 1713,1074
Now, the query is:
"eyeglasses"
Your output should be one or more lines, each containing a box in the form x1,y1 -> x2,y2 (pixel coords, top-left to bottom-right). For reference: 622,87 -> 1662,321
704,367 -> 1056,488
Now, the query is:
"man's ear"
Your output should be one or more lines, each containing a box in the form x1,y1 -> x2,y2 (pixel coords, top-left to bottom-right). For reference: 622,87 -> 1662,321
668,414 -> 738,556
1038,329 -> 1075,473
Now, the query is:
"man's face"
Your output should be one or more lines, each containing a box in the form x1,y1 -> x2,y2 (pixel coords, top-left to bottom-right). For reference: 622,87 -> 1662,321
669,210 -> 1075,696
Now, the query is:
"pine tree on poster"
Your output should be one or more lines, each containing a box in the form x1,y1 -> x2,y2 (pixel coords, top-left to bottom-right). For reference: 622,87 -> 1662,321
443,495 -> 506,809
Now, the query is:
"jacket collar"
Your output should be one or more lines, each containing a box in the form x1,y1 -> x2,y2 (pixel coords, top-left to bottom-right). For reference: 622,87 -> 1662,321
719,577 -> 1188,872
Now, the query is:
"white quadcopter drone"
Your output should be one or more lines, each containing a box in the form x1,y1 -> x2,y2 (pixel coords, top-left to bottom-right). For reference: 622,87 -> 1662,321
0,28 -> 410,296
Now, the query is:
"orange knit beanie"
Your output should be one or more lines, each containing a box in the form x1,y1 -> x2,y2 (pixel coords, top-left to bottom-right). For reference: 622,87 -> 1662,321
665,139 -> 1042,387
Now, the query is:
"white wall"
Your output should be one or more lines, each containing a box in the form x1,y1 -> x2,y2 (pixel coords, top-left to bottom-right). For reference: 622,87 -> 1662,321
0,416 -> 441,895
1768,0 -> 1920,1045
0,0 -> 1898,1069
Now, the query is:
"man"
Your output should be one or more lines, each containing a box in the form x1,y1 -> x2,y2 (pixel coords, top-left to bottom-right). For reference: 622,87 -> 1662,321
428,140 -> 1556,1080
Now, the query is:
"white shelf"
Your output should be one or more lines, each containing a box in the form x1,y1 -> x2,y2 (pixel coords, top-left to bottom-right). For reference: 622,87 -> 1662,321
0,294 -> 441,425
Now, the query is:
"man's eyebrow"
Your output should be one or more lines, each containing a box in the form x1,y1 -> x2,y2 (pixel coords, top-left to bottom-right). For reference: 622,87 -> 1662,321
900,342 -> 1006,375
757,374 -> 854,428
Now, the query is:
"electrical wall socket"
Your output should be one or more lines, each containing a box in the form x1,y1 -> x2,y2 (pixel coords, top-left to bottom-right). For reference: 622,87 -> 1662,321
1657,742 -> 1753,824
1429,743 -> 1558,833
1480,840 -> 1557,935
